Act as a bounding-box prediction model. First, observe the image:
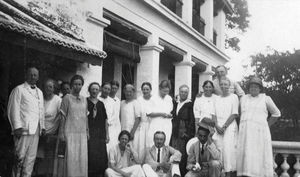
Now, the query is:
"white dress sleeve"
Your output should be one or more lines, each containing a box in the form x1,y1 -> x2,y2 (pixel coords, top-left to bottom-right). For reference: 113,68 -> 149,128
231,94 -> 239,115
193,97 -> 201,119
266,96 -> 281,117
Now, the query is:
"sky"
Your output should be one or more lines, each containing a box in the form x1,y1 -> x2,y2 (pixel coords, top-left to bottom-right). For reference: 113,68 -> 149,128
226,0 -> 300,81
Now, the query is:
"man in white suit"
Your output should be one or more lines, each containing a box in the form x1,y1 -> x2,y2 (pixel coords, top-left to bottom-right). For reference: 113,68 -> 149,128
7,66 -> 45,177
143,131 -> 182,177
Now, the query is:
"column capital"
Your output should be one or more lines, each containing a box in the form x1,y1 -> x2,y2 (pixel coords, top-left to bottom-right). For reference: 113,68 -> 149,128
201,65 -> 214,75
140,45 -> 164,53
174,60 -> 195,67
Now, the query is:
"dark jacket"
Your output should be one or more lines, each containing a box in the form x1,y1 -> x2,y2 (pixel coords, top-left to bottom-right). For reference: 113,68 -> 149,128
171,100 -> 195,140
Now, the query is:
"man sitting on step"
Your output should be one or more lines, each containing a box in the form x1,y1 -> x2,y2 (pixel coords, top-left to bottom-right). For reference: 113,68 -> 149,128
143,131 -> 182,177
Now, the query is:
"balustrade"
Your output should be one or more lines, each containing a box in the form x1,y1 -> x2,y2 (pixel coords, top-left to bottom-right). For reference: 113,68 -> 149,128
272,141 -> 300,177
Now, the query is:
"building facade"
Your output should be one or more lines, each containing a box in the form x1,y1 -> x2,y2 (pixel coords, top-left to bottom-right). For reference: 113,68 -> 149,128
98,0 -> 232,98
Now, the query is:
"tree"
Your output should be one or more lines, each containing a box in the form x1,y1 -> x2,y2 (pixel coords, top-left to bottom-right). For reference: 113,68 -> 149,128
225,0 -> 250,51
249,49 -> 300,130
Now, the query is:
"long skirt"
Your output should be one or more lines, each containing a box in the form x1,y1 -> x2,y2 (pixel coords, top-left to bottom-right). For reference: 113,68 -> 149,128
88,135 -> 108,177
237,121 -> 273,177
132,121 -> 149,163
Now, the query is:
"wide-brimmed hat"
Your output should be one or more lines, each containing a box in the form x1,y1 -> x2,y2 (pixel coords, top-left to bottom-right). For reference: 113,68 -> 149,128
248,76 -> 263,88
198,121 -> 215,134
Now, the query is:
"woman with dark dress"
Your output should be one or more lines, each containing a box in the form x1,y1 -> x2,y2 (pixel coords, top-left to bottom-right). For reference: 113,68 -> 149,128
171,84 -> 195,176
87,82 -> 109,177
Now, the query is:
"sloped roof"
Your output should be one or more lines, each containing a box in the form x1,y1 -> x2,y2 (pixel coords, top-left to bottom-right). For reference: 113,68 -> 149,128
0,0 -> 107,59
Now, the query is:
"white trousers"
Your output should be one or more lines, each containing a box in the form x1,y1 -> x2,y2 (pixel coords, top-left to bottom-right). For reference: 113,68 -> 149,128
142,164 -> 181,177
12,128 -> 40,177
105,165 -> 145,177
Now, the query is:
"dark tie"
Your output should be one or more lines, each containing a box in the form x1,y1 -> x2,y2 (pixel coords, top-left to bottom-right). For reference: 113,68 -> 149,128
30,85 -> 36,89
201,143 -> 205,155
157,148 -> 160,162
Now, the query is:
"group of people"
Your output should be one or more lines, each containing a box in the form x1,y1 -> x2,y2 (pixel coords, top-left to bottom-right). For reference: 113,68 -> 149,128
7,65 -> 281,177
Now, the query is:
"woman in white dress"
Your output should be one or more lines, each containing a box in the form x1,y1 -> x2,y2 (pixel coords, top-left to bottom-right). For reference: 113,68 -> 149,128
147,80 -> 173,146
237,77 -> 281,177
37,79 -> 61,176
135,82 -> 154,162
99,82 -> 121,151
193,80 -> 218,130
214,77 -> 239,177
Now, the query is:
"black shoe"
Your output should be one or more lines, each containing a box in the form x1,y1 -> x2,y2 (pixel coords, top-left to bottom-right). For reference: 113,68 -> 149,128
173,174 -> 181,177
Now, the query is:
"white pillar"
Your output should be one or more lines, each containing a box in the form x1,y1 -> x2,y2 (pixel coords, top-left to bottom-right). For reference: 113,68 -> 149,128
198,65 -> 214,92
137,45 -> 164,97
182,0 -> 193,26
75,4 -> 110,97
201,0 -> 214,41
214,9 -> 226,51
174,55 -> 195,98
76,63 -> 103,97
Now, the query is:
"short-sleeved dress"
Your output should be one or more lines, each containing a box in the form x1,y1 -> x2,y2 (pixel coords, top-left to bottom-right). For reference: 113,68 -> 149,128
87,98 -> 108,176
134,96 -> 154,162
237,94 -> 281,177
214,93 -> 239,172
120,99 -> 141,132
147,95 -> 173,146
60,94 -> 88,177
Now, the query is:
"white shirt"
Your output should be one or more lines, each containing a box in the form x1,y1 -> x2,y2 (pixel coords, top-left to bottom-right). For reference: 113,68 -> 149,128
193,94 -> 218,122
120,99 -> 141,131
152,95 -> 173,115
111,96 -> 121,124
44,95 -> 61,134
99,96 -> 115,125
7,82 -> 44,135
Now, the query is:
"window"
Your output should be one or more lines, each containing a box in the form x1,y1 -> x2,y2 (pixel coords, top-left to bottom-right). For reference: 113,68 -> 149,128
213,30 -> 217,45
161,0 -> 183,17
192,0 -> 205,35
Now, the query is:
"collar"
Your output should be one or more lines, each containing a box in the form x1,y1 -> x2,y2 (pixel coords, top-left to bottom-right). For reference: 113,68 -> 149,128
177,98 -> 191,104
24,82 -> 36,89
155,145 -> 164,151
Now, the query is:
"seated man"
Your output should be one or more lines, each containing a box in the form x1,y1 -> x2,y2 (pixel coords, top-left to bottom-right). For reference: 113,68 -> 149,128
185,123 -> 221,177
143,131 -> 181,177
105,130 -> 145,177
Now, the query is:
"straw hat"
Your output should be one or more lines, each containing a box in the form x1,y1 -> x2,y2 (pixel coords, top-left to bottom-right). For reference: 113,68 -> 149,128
248,76 -> 263,88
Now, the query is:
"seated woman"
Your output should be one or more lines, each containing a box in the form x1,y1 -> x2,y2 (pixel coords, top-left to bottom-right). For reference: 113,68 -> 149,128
105,130 -> 145,177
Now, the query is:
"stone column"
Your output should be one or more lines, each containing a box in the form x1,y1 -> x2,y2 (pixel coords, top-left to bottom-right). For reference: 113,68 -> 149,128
214,9 -> 226,51
174,54 -> 195,98
76,3 -> 110,96
200,0 -> 214,41
182,0 -> 193,26
137,44 -> 164,97
198,65 -> 214,92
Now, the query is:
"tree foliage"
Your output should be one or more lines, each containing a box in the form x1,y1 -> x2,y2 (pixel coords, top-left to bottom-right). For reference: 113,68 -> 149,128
250,50 -> 300,129
225,0 -> 250,51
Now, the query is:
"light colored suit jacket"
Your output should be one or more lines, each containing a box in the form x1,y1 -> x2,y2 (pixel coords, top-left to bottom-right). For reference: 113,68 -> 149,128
186,141 -> 220,170
7,82 -> 44,135
145,145 -> 182,170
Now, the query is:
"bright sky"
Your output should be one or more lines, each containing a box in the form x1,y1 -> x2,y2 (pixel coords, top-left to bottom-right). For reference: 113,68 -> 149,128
226,0 -> 300,81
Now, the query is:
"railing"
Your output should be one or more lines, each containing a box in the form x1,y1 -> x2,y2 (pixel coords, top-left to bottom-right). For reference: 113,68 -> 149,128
273,141 -> 300,177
